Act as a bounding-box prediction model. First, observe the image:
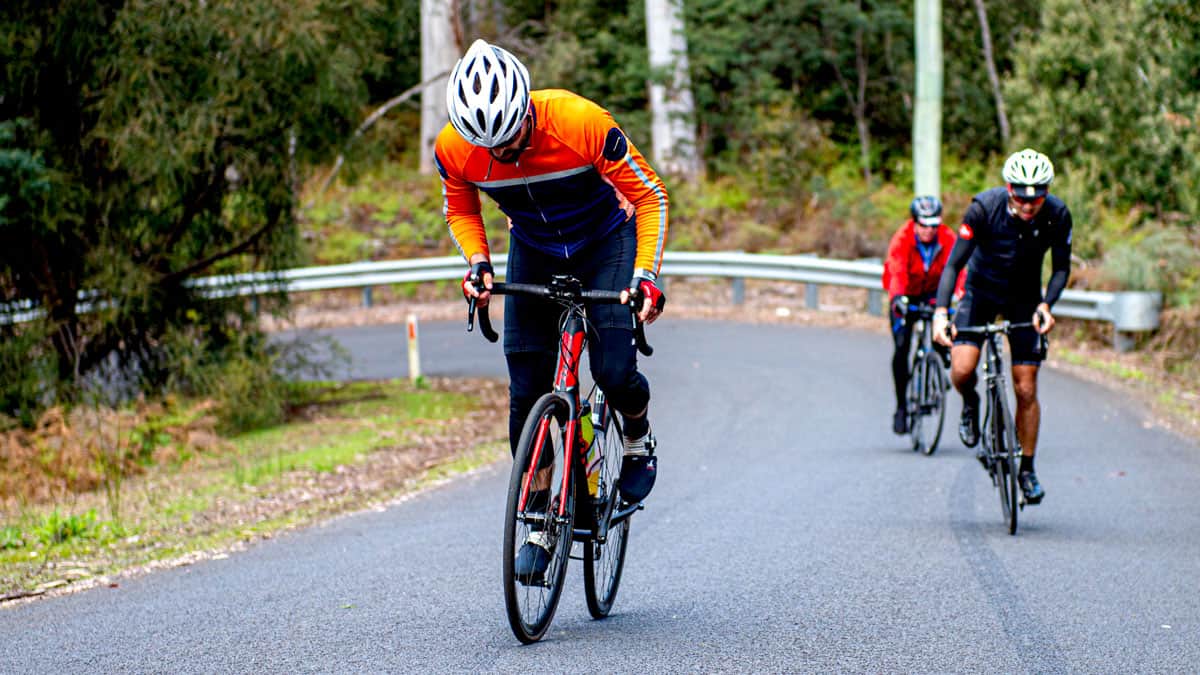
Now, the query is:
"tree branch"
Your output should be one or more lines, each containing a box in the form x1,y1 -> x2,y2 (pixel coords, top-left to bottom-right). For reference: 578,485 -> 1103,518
159,205 -> 281,286
304,70 -> 451,208
974,0 -> 1010,148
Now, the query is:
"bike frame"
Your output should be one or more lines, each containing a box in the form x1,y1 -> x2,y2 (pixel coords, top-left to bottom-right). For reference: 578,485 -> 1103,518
468,276 -> 652,541
517,311 -> 588,523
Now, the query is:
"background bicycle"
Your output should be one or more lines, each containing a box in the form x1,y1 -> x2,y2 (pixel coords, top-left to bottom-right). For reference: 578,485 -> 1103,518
903,302 -> 951,455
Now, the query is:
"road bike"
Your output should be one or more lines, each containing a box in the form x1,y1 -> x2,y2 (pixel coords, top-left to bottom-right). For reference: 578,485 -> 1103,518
467,275 -> 653,643
956,318 -> 1040,535
903,302 -> 951,455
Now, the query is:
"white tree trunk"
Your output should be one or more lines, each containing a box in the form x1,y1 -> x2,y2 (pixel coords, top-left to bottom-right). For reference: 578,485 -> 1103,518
645,0 -> 702,179
421,0 -> 458,174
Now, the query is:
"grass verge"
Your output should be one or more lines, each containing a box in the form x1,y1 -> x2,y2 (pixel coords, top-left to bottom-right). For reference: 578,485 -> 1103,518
0,377 -> 508,604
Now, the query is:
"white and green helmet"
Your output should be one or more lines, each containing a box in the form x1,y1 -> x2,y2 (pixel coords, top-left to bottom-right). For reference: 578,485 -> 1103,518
445,39 -> 531,148
1002,148 -> 1055,198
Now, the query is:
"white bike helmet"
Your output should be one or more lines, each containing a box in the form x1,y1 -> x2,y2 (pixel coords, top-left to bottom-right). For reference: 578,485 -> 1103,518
1002,148 -> 1055,198
446,39 -> 531,148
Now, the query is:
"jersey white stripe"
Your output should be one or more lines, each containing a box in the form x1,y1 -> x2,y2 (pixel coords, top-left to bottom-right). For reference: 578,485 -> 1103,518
471,164 -> 592,189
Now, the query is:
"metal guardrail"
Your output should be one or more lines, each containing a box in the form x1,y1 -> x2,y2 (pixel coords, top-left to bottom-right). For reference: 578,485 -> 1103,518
3,251 -> 1162,351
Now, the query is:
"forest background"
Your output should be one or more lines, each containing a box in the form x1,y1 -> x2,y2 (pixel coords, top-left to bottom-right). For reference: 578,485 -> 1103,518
2,1 -> 1199,491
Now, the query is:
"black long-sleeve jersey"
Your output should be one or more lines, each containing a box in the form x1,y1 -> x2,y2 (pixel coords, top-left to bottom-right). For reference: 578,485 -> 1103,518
936,186 -> 1072,309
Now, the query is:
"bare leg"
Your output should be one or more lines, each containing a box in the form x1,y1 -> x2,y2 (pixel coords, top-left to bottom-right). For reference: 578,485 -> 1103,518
1012,365 -> 1040,457
950,344 -> 981,396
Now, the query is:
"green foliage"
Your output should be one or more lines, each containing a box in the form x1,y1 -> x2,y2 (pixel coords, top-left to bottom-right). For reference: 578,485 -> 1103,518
160,327 -> 348,434
301,165 -> 452,262
1,0 -> 389,419
531,2 -> 652,141
1006,0 -> 1200,216
0,323 -> 56,428
0,526 -> 24,550
1099,227 -> 1200,307
35,509 -> 99,546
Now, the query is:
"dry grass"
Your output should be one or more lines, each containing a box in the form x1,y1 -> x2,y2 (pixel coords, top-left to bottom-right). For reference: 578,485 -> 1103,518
1,377 -> 508,602
0,400 -> 224,507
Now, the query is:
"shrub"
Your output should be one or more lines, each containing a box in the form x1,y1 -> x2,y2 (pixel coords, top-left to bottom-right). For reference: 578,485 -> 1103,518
1098,226 -> 1200,307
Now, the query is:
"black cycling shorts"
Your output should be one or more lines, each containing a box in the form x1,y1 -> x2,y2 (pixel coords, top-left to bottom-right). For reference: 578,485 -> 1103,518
953,290 -> 1047,366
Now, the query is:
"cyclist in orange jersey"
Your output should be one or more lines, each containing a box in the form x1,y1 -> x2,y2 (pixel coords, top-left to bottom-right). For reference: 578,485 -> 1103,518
436,39 -> 668,579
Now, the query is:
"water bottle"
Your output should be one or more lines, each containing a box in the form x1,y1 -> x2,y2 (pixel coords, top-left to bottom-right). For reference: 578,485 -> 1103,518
580,401 -> 600,498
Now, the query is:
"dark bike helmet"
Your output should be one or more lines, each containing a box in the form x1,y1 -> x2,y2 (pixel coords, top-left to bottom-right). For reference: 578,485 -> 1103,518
909,195 -> 943,225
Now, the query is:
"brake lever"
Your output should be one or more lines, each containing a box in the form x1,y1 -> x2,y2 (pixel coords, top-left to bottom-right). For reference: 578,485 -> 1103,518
626,287 -> 654,356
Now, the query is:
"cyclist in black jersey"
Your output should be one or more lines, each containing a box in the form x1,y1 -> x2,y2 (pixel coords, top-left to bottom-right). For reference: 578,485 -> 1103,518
932,149 -> 1072,505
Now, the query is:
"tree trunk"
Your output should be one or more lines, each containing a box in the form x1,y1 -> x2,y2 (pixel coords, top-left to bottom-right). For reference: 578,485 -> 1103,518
853,23 -> 872,184
645,0 -> 703,179
421,0 -> 459,175
828,3 -> 873,184
973,0 -> 1010,148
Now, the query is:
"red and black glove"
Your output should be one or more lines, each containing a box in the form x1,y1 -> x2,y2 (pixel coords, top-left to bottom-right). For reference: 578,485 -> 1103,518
629,276 -> 666,314
462,260 -> 494,300
889,295 -> 909,319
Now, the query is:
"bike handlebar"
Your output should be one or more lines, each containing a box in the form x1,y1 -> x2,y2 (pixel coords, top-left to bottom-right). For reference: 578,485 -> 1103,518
905,303 -> 953,319
956,317 -> 1040,334
467,280 -> 653,357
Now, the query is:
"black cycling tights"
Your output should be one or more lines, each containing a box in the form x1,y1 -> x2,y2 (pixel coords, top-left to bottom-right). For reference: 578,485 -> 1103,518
506,326 -> 649,456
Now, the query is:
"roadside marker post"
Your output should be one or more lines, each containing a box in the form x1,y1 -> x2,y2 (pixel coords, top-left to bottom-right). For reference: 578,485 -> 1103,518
407,313 -> 421,382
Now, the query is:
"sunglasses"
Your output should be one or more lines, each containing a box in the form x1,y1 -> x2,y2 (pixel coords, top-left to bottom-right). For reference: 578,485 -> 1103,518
1010,194 -> 1045,205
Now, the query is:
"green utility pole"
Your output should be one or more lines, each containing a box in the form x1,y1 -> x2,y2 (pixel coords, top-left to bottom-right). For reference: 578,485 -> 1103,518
913,0 -> 943,196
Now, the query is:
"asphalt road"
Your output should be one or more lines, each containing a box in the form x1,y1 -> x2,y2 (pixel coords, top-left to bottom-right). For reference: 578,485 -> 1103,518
2,319 -> 1197,672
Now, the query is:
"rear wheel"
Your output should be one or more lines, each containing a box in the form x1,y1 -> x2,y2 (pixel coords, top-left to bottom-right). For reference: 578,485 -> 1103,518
583,398 -> 630,618
503,393 -> 575,643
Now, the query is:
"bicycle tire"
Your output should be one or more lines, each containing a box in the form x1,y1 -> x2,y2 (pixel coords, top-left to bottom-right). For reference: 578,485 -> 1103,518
583,399 -> 630,618
990,391 -> 1016,534
503,393 -> 576,644
919,352 -> 948,455
997,390 -> 1021,535
906,355 -> 925,453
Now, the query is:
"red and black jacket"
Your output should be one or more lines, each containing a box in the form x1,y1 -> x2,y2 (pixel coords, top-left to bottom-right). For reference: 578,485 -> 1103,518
882,220 -> 964,301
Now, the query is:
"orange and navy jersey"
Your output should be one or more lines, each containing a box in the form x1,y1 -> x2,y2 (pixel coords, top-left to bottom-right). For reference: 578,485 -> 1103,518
434,89 -> 669,278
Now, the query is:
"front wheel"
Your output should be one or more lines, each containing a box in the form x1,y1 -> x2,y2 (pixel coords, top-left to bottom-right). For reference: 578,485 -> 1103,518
917,352 -> 948,455
583,397 -> 630,618
997,395 -> 1021,535
503,393 -> 575,643
988,391 -> 1017,533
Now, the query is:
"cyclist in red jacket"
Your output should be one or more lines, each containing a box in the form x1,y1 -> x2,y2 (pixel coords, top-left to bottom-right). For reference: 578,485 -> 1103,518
882,196 -> 963,434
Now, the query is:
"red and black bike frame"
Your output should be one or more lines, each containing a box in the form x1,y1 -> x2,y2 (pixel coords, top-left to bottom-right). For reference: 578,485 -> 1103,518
466,277 -> 653,525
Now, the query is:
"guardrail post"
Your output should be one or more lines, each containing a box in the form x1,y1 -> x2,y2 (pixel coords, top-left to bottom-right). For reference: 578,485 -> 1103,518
362,286 -> 373,308
1112,331 -> 1136,353
731,277 -> 745,305
805,284 -> 820,310
1109,291 -> 1162,353
867,289 -> 884,316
